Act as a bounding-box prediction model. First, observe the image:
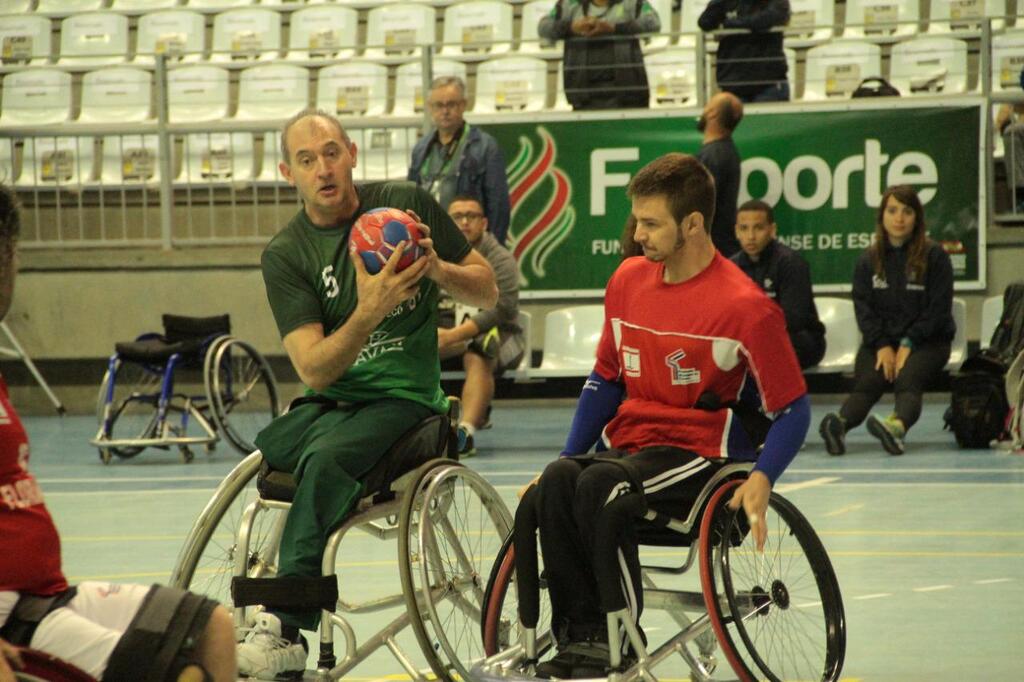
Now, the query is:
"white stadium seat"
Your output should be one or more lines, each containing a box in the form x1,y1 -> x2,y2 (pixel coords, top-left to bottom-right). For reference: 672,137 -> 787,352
644,0 -> 673,50
842,0 -> 920,40
210,8 -> 281,63
0,69 -> 73,126
355,127 -> 417,182
806,297 -> 860,374
19,137 -> 95,188
79,67 -> 153,123
518,0 -> 560,58
0,16 -> 52,66
186,0 -> 251,8
235,64 -> 309,121
928,0 -> 1006,34
178,132 -> 256,184
111,0 -> 180,10
0,1 -> 33,13
38,0 -> 103,11
286,6 -> 358,61
991,31 -> 1024,93
645,48 -> 698,107
474,56 -> 549,112
168,65 -> 230,123
980,295 -> 1004,349
440,0 -> 514,59
803,40 -> 882,100
0,138 -> 16,184
533,305 -> 604,377
135,10 -> 206,64
785,0 -> 835,46
393,59 -> 467,116
59,13 -> 129,66
316,62 -> 389,117
947,297 -> 968,370
96,134 -> 162,186
363,4 -> 437,63
889,37 -> 969,95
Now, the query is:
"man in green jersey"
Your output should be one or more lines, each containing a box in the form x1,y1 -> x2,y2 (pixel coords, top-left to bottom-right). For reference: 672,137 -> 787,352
237,109 -> 497,679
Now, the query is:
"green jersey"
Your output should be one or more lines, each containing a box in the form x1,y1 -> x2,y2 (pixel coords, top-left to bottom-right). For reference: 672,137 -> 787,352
261,181 -> 471,412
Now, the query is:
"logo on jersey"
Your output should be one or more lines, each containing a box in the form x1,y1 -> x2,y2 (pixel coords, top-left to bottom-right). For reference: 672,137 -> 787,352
355,331 -> 405,365
665,349 -> 701,386
623,345 -> 641,377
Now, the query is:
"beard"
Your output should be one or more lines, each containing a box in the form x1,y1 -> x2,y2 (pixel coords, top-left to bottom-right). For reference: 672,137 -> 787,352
697,114 -> 707,132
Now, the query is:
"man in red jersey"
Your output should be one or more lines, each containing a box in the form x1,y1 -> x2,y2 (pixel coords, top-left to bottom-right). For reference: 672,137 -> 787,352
523,154 -> 811,679
0,185 -> 236,682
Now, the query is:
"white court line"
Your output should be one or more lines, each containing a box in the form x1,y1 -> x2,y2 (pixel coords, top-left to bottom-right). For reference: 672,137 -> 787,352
38,476 -> 226,483
775,477 -> 840,493
854,593 -> 893,600
913,585 -> 954,593
974,578 -> 1013,585
824,503 -> 865,517
46,489 -> 216,497
822,482 -> 1024,488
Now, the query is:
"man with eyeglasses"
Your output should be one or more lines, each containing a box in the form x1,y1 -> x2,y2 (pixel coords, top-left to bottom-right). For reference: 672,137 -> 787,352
409,76 -> 512,245
439,195 -> 525,456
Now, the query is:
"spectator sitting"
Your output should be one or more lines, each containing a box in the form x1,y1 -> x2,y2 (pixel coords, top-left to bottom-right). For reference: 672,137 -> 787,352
439,195 -> 525,457
698,0 -> 791,103
539,0 -> 660,110
730,199 -> 826,369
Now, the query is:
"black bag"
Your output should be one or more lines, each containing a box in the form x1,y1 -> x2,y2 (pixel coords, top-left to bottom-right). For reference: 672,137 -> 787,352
945,355 -> 1010,448
851,77 -> 901,98
987,281 -> 1024,366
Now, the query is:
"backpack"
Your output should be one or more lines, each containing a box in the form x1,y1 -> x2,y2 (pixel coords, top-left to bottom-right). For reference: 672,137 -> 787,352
987,282 -> 1024,367
851,77 -> 901,98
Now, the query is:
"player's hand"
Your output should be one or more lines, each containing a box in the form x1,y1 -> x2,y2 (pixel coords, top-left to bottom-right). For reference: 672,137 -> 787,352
590,20 -> 615,36
894,345 -> 912,378
875,346 -> 897,382
0,639 -> 24,682
349,239 -> 429,327
518,474 -> 540,499
571,17 -> 593,35
404,210 -> 444,284
727,471 -> 771,552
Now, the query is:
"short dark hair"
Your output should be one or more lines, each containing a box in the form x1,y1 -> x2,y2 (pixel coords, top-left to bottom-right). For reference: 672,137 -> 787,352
738,199 -> 774,224
627,153 -> 715,230
0,184 -> 20,264
447,194 -> 484,212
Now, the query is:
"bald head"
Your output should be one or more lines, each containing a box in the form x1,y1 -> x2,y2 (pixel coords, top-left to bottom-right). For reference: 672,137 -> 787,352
710,92 -> 743,132
280,108 -> 350,165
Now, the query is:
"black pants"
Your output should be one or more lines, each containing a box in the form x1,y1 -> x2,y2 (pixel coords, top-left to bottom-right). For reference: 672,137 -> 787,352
839,341 -> 951,431
792,329 -> 826,370
528,448 -> 721,643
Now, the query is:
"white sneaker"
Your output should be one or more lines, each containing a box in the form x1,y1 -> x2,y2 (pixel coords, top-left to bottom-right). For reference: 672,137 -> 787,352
237,613 -> 307,680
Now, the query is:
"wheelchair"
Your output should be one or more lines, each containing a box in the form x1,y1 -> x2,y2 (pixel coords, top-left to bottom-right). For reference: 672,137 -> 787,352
169,403 -> 515,681
472,464 -> 847,682
90,314 -> 280,464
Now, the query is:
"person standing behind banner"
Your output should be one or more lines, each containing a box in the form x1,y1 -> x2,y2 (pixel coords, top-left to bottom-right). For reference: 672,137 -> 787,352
696,92 -> 744,257
698,0 -> 791,103
819,185 -> 955,457
730,199 -> 826,369
408,76 -> 511,245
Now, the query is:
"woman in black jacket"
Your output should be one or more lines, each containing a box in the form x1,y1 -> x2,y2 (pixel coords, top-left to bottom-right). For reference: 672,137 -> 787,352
820,185 -> 956,455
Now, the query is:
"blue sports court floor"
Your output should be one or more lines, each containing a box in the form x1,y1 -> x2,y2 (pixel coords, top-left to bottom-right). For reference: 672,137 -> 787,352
22,397 -> 1024,682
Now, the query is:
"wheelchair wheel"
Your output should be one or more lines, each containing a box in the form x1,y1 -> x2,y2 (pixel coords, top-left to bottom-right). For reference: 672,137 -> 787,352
95,359 -> 162,462
204,337 -> 280,455
170,452 -> 285,620
399,461 -> 513,681
699,480 -> 846,682
480,535 -> 554,660
13,649 -> 96,682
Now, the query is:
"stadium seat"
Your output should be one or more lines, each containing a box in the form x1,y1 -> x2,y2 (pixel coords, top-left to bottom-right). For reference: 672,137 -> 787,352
355,127 -> 418,181
134,10 -> 206,64
286,5 -> 358,61
889,37 -> 969,95
168,65 -> 230,123
96,134 -> 162,186
185,0 -> 251,8
533,305 -> 604,377
947,297 -> 968,370
37,0 -> 103,11
363,4 -> 437,63
393,59 -> 467,115
991,30 -> 1024,93
58,13 -> 129,66
0,69 -> 73,126
111,0 -> 180,9
0,16 -> 52,66
0,1 -> 32,13
784,0 -> 835,46
210,8 -> 281,63
644,0 -> 674,50
440,0 -> 513,59
842,0 -> 920,40
679,0 -> 714,47
645,47 -> 698,107
803,40 -> 883,100
178,132 -> 256,184
0,138 -> 16,184
980,295 -> 1004,349
518,0 -> 560,58
806,297 -> 859,374
18,137 -> 95,187
316,62 -> 389,117
475,56 -> 549,112
79,67 -> 153,123
928,0 -> 1006,34
235,64 -> 309,120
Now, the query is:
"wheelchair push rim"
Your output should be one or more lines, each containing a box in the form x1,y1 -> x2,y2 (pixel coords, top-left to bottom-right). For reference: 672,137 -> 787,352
204,337 -> 281,456
699,479 -> 846,682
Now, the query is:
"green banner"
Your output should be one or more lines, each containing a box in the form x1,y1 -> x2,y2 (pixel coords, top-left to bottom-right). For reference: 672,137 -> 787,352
488,102 -> 983,296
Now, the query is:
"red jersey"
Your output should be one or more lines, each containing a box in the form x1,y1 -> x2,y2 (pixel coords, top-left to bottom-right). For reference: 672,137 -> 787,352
0,376 -> 68,595
595,254 -> 806,458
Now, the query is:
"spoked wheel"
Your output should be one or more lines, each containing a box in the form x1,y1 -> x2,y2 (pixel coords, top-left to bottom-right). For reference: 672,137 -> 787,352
481,534 -> 554,661
95,359 -> 162,461
170,452 -> 286,626
699,480 -> 846,682
204,337 -> 280,455
13,649 -> 96,682
399,461 -> 513,681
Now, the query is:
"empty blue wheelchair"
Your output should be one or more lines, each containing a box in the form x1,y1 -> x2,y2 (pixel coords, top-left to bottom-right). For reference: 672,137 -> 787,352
90,314 -> 280,464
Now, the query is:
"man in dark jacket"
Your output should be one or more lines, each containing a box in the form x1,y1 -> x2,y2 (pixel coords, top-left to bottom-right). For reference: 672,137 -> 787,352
698,0 -> 791,102
539,0 -> 660,110
697,92 -> 743,256
730,199 -> 826,368
408,76 -> 511,244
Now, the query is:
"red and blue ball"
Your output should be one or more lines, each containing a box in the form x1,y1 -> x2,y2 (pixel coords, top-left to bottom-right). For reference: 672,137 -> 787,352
350,208 -> 424,274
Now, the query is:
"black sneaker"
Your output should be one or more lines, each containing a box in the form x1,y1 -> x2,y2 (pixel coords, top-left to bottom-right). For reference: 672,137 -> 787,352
819,412 -> 846,456
535,641 -> 609,679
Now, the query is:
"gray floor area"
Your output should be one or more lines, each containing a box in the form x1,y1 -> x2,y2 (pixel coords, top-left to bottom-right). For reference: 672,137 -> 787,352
22,397 -> 1024,682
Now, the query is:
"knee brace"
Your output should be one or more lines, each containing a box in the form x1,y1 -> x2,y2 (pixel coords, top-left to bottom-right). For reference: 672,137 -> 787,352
102,585 -> 217,682
0,587 -> 78,646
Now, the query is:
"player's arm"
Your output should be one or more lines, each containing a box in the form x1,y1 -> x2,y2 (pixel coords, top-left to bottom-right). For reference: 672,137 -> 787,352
562,370 -> 625,455
0,639 -> 22,682
407,208 -> 498,310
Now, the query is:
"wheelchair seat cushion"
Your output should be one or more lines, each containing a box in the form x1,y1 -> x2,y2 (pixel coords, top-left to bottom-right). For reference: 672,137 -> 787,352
115,338 -> 206,364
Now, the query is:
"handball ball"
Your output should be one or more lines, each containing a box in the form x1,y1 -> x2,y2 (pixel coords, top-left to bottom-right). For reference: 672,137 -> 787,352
351,208 -> 424,274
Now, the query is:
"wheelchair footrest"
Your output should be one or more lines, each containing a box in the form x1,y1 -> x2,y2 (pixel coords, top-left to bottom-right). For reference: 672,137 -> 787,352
231,576 -> 338,613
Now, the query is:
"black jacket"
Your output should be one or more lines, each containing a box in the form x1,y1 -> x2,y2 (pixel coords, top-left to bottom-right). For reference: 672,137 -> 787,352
698,0 -> 790,99
731,241 -> 825,341
852,241 -> 956,350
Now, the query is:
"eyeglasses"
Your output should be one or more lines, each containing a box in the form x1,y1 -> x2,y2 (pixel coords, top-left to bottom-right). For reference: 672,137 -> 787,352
450,212 -> 484,223
429,99 -> 465,112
